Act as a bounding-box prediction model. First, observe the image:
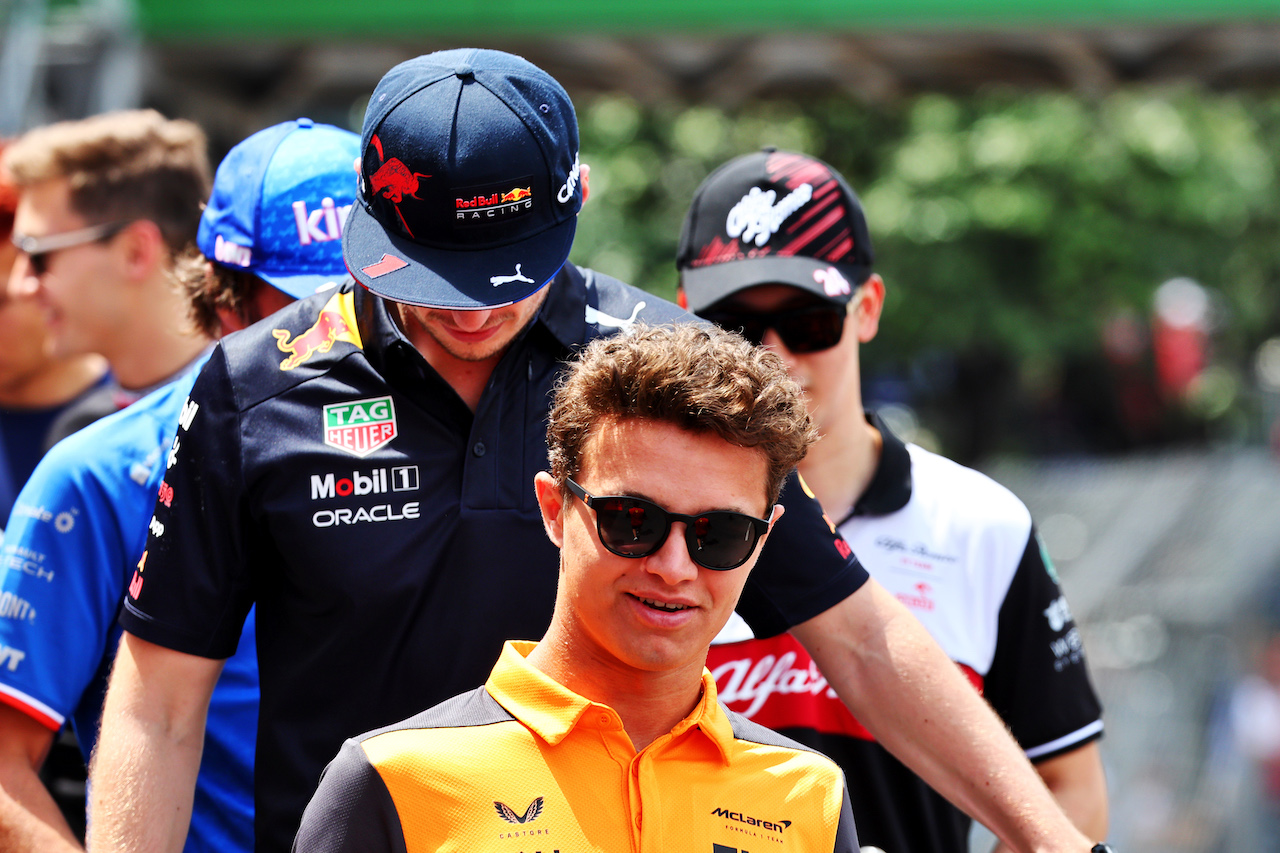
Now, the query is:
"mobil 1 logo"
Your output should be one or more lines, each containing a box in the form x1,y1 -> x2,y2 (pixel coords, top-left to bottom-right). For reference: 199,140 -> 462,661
309,465 -> 422,528
311,466 -> 420,500
324,396 -> 397,458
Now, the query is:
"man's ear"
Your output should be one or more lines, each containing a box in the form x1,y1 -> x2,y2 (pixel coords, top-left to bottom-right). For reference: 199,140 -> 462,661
579,163 -> 590,205
764,503 -> 784,535
118,220 -> 166,283
534,471 -> 566,548
853,273 -> 885,344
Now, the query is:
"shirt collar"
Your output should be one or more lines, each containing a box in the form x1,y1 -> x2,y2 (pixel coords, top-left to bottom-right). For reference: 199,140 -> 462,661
535,263 -> 591,351
847,410 -> 914,519
351,279 -> 409,376
485,641 -> 736,763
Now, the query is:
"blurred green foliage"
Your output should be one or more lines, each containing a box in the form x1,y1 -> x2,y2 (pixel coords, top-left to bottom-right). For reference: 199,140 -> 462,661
569,86 -> 1280,451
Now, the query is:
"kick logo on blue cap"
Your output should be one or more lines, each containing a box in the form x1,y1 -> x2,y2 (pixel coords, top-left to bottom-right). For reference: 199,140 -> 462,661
199,118 -> 361,301
293,196 -> 351,247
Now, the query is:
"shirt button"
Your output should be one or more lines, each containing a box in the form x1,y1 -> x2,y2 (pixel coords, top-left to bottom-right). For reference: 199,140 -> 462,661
472,441 -> 486,457
599,713 -> 611,726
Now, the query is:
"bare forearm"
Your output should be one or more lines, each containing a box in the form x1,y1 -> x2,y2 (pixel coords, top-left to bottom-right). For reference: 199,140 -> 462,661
793,582 -> 1093,853
87,700 -> 204,852
992,744 -> 1109,853
0,779 -> 82,853
86,634 -> 221,853
0,705 -> 82,851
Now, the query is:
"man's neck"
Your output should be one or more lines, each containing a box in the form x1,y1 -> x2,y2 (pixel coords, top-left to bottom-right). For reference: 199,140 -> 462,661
0,354 -> 107,409
422,350 -> 501,413
102,276 -> 211,391
798,400 -> 882,525
392,303 -> 526,414
525,635 -> 706,752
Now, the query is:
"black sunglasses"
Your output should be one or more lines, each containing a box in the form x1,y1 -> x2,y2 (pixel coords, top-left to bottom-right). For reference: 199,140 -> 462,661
13,221 -> 130,277
565,478 -> 771,570
699,302 -> 846,354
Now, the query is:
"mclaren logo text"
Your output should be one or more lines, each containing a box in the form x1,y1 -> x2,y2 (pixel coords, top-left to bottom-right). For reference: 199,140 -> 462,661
711,808 -> 791,834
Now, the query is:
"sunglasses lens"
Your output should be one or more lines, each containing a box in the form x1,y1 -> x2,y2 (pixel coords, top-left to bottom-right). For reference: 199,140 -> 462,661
684,512 -> 760,569
573,481 -> 764,570
775,307 -> 845,353
701,305 -> 844,353
595,497 -> 669,556
700,313 -> 767,347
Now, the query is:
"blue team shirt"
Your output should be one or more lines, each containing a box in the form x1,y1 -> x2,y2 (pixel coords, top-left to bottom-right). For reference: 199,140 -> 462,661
0,358 -> 258,853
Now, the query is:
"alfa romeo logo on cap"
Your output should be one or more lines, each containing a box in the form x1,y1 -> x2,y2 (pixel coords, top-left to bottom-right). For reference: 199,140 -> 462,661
323,396 -> 398,458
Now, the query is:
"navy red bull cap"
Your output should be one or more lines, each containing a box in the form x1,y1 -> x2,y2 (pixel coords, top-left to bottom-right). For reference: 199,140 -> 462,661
343,48 -> 583,310
198,118 -> 361,300
677,148 -> 874,314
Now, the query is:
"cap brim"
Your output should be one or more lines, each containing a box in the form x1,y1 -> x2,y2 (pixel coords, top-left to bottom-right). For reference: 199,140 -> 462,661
681,256 -> 871,314
256,271 -> 349,301
343,201 -> 576,310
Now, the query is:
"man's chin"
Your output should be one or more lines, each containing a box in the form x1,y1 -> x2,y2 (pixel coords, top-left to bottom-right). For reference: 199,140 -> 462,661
430,326 -> 520,363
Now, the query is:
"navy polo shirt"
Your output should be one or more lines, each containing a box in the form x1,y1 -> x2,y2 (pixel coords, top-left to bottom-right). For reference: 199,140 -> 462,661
121,265 -> 867,852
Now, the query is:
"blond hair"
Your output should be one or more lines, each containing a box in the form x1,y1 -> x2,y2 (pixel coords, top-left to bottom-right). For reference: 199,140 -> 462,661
4,109 -> 210,254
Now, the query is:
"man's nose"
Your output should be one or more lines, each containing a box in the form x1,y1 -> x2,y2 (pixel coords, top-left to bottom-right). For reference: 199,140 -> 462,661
449,309 -> 493,332
8,253 -> 40,297
643,522 -> 701,585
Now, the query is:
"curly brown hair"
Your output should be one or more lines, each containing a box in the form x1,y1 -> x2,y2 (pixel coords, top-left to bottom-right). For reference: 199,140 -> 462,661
3,109 -> 210,255
546,323 -> 817,506
171,246 -> 270,339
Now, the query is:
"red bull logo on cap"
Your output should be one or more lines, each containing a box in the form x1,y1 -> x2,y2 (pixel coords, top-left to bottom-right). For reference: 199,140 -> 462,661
367,134 -> 430,238
272,292 -> 362,371
455,185 -> 534,224
323,396 -> 397,458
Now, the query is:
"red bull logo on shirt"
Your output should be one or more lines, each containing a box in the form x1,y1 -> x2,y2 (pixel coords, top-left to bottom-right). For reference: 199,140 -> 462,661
324,396 -> 397,458
273,292 -> 362,371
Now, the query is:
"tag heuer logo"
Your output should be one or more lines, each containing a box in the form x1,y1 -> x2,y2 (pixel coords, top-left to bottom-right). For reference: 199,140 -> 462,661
324,396 -> 397,458
495,797 -> 544,824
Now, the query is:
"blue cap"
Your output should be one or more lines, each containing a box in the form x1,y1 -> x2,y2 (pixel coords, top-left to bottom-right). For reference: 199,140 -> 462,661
342,48 -> 582,310
198,118 -> 361,300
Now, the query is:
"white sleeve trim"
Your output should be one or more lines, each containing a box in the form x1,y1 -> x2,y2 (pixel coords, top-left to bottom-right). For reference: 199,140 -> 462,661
0,682 -> 65,728
1024,719 -> 1104,760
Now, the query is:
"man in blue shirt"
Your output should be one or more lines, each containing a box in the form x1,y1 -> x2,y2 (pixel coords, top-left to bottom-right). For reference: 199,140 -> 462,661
0,119 -> 360,853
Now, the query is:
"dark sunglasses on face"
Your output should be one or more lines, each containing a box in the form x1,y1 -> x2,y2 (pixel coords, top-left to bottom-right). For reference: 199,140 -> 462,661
12,220 -> 130,277
699,302 -> 847,354
565,478 -> 772,570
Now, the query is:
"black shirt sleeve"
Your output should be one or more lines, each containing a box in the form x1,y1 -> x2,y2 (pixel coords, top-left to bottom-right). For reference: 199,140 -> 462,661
736,470 -> 870,639
983,525 -> 1104,759
119,345 -> 255,658
832,781 -> 860,852
293,739 -> 408,853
